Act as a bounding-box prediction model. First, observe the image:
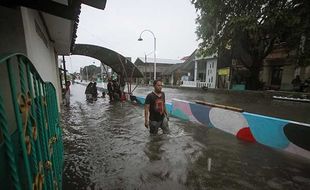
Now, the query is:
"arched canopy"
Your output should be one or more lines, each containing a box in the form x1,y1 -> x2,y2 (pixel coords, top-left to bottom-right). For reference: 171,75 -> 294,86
72,44 -> 143,78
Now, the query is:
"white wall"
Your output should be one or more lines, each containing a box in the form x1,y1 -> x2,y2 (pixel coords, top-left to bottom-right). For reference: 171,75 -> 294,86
21,8 -> 62,110
261,64 -> 272,85
205,58 -> 217,88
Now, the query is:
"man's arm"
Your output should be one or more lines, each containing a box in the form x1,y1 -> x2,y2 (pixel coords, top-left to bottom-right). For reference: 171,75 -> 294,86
163,93 -> 169,120
144,104 -> 150,128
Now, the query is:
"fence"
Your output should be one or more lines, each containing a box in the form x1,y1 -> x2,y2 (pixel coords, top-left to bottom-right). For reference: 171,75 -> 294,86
0,53 -> 63,190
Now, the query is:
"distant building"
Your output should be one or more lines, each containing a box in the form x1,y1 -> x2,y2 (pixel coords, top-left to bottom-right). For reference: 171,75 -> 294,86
134,57 -> 183,84
261,42 -> 310,91
177,50 -> 219,88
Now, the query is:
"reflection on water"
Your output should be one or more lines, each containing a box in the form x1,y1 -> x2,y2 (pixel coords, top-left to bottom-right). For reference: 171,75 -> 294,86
61,84 -> 310,189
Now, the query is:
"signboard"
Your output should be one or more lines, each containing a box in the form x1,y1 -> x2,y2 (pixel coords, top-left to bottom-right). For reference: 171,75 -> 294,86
218,67 -> 230,76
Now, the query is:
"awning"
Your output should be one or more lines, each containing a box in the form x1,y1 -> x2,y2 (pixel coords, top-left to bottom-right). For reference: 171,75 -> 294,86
72,44 -> 144,78
1,0 -> 107,20
1,0 -> 107,53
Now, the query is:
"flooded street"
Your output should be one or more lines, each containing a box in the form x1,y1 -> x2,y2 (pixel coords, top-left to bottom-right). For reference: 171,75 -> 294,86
62,84 -> 310,189
134,86 -> 310,123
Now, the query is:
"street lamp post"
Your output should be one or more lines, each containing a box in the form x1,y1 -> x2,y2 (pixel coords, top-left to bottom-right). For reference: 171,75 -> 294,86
138,29 -> 157,80
86,66 -> 88,81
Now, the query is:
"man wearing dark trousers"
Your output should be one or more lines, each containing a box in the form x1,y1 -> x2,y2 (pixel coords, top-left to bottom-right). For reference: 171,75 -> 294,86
144,80 -> 169,134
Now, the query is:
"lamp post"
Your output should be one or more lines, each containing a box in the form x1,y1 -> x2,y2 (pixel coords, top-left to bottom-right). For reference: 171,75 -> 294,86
86,66 -> 88,81
138,29 -> 157,80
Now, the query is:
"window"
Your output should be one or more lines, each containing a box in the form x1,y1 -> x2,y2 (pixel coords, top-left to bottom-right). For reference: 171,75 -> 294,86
211,76 -> 213,83
212,62 -> 214,68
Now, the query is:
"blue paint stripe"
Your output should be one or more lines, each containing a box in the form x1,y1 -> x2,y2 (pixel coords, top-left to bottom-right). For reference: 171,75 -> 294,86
243,112 -> 289,149
165,102 -> 173,114
189,103 -> 211,125
135,96 -> 145,105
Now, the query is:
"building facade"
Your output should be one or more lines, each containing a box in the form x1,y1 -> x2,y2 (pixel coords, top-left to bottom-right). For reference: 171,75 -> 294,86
134,57 -> 183,84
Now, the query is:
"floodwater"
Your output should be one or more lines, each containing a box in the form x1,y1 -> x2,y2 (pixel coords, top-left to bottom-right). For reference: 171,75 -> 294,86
62,84 -> 310,190
134,86 -> 310,123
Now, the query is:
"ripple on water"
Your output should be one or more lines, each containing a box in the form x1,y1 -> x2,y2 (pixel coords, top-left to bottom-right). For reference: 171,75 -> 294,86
62,84 -> 310,190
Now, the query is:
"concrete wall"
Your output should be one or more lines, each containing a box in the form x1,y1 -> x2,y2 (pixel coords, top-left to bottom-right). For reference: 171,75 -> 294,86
134,95 -> 310,160
20,8 -> 62,109
280,64 -> 295,90
297,65 -> 310,80
305,65 -> 310,79
260,65 -> 271,85
0,6 -> 62,110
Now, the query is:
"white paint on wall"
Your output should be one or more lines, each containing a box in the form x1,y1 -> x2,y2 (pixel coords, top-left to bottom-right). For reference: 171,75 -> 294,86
21,8 -> 62,110
209,108 -> 248,135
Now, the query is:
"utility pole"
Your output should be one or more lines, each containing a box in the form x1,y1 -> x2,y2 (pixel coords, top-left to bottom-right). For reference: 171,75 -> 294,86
86,66 -> 88,81
145,54 -> 147,84
62,55 -> 67,87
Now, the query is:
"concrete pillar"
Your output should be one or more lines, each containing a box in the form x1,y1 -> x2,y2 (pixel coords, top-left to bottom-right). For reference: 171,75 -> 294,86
194,60 -> 198,82
205,61 -> 208,82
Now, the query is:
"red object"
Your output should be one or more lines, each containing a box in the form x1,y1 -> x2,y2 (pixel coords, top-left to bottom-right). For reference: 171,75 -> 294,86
120,93 -> 126,101
236,127 -> 256,142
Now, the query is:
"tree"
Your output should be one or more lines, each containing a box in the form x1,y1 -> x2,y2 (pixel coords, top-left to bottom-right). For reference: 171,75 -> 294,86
192,0 -> 310,89
82,65 -> 101,80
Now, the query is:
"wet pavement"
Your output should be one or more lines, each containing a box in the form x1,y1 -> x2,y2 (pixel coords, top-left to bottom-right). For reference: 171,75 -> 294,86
62,84 -> 310,189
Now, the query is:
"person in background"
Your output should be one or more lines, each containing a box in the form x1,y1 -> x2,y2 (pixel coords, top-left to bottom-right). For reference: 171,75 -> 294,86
119,76 -> 127,101
85,82 -> 93,101
64,81 -> 71,106
291,75 -> 302,92
91,82 -> 98,101
113,80 -> 120,101
144,79 -> 170,135
107,78 -> 114,102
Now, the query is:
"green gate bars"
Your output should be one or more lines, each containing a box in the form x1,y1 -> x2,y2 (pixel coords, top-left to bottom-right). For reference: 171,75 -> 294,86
0,53 -> 63,190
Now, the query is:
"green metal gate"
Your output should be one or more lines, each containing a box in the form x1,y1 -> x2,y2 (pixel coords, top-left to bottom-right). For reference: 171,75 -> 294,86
0,53 -> 63,190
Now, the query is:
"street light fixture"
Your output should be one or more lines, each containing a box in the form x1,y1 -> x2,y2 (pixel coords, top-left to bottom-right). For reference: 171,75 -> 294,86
138,29 -> 157,80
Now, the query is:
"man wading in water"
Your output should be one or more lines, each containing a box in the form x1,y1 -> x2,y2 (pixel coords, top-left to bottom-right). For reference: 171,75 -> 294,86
144,80 -> 170,134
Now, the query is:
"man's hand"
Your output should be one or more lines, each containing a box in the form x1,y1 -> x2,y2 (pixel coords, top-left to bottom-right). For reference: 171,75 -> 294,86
165,112 -> 169,121
144,104 -> 150,129
144,120 -> 149,128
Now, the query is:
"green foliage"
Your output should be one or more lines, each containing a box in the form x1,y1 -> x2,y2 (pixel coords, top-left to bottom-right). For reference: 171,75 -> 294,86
82,65 -> 101,80
192,0 -> 310,89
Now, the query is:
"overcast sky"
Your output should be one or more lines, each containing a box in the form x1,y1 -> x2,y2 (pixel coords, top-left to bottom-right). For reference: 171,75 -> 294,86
65,0 -> 199,73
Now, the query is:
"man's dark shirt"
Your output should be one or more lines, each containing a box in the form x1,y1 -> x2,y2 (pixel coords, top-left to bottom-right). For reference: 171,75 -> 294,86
107,82 -> 113,92
145,92 -> 165,122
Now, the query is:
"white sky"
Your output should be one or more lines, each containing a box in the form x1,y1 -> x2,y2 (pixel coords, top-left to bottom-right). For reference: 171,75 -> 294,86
64,0 -> 199,73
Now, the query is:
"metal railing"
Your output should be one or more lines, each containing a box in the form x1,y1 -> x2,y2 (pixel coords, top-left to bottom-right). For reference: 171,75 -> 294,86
0,53 -> 63,190
181,81 -> 208,88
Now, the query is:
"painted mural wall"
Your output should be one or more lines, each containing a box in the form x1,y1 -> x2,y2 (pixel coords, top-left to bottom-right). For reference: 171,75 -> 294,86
134,96 -> 310,160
